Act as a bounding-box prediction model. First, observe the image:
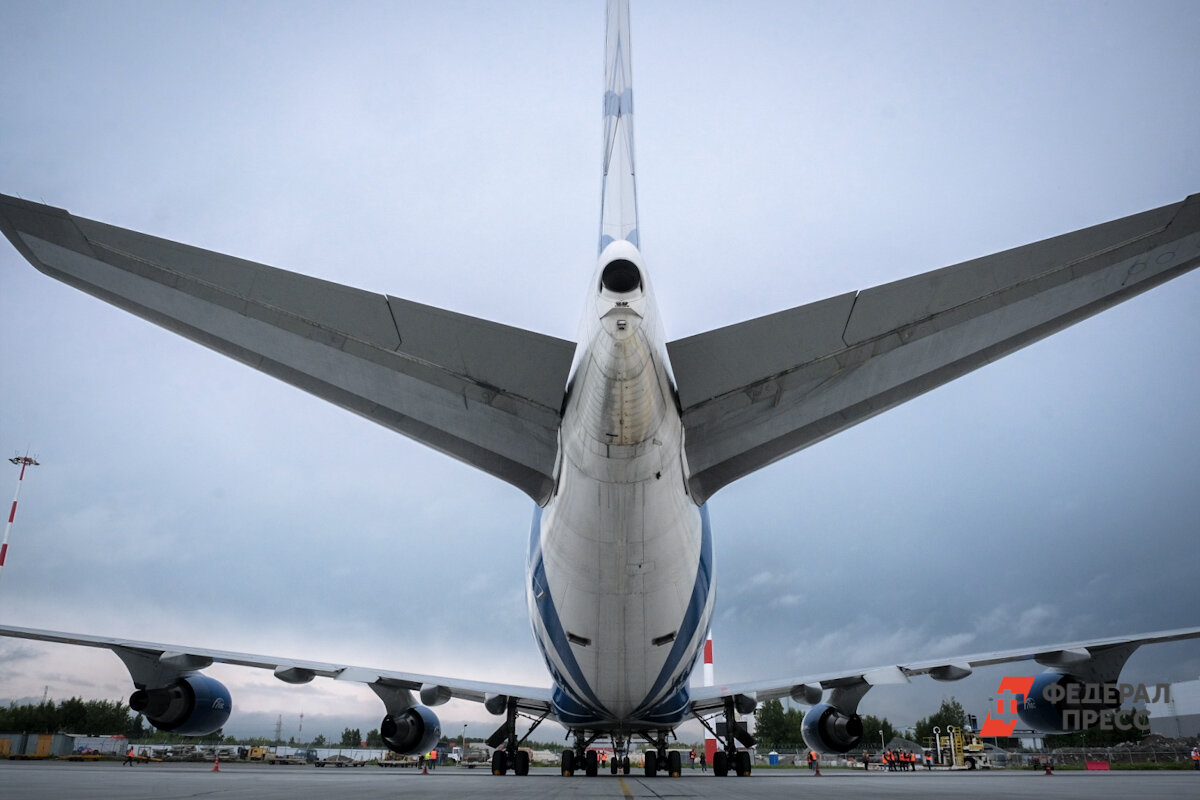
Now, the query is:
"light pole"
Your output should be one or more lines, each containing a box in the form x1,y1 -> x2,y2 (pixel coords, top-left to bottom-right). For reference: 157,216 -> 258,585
0,454 -> 40,590
461,724 -> 467,760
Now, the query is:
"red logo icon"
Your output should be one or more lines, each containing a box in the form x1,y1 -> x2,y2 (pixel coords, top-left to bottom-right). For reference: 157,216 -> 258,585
980,676 -> 1035,737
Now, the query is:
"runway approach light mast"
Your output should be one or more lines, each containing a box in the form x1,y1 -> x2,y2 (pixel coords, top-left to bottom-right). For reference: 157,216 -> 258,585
0,454 -> 40,590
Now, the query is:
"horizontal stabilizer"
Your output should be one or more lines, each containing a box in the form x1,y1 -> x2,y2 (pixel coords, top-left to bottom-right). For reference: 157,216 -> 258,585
0,194 -> 574,502
670,194 -> 1200,502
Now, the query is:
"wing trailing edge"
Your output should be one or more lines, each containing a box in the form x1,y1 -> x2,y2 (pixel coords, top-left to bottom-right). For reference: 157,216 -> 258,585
0,623 -> 553,714
688,625 -> 1200,715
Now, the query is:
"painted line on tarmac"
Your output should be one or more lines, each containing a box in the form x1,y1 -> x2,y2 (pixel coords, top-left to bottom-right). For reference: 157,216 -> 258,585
617,776 -> 634,799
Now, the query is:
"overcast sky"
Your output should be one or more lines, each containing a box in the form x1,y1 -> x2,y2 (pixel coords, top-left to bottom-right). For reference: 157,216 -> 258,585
1,1 -> 1198,744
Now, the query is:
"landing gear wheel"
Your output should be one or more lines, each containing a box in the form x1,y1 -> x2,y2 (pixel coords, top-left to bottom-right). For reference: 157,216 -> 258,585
610,758 -> 618,775
712,750 -> 728,777
515,750 -> 530,776
735,750 -> 752,777
644,749 -> 657,777
667,750 -> 682,777
560,749 -> 575,776
622,756 -> 631,775
585,750 -> 598,777
491,749 -> 508,775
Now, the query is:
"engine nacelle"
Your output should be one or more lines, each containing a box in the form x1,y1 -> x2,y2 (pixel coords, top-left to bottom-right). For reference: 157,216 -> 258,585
129,674 -> 231,736
1018,671 -> 1121,733
380,706 -> 441,755
801,702 -> 864,754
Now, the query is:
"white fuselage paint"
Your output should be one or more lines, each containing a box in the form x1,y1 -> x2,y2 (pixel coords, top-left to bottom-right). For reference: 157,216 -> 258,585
526,240 -> 713,732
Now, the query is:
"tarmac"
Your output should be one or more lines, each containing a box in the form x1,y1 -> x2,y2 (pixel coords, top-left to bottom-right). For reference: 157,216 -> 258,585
1,761 -> 1197,800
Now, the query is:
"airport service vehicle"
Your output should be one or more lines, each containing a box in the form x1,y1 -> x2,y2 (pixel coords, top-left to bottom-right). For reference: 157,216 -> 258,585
378,752 -> 418,768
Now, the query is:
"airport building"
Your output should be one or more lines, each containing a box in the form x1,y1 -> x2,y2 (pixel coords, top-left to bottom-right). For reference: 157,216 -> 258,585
1145,677 -> 1200,738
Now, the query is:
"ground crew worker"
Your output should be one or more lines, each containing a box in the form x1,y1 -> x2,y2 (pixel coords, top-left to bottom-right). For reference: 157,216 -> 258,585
807,749 -> 818,771
862,751 -> 870,771
1192,746 -> 1199,769
124,746 -> 135,766
925,750 -> 932,770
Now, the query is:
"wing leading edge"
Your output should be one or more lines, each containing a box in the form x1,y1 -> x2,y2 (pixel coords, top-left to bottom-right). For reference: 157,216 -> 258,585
669,194 -> 1200,503
0,194 -> 574,504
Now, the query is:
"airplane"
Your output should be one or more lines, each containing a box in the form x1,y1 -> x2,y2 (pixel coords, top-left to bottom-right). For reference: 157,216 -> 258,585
1,0 -> 1199,779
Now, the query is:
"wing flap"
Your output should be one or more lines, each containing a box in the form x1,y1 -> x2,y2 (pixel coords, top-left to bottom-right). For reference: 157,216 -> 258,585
0,194 -> 574,502
670,194 -> 1200,503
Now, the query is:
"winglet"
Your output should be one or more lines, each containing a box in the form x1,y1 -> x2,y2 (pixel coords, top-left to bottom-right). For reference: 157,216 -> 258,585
599,0 -> 639,253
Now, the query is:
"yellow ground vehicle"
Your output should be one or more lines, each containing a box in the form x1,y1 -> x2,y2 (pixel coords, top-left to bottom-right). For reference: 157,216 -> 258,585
924,726 -> 992,769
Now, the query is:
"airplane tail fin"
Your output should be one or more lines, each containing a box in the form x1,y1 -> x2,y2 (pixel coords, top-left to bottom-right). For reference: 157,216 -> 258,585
600,0 -> 639,254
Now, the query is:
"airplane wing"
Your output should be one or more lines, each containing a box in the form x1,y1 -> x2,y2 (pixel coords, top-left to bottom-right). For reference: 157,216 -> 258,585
0,193 -> 574,504
0,623 -> 552,715
688,624 -> 1200,715
669,194 -> 1200,504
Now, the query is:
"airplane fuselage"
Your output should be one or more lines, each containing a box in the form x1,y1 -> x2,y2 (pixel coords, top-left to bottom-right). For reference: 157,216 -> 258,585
527,240 -> 713,731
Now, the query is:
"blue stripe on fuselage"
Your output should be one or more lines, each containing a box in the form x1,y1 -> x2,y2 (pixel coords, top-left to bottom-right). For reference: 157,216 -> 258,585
630,503 -> 713,723
528,506 -> 612,723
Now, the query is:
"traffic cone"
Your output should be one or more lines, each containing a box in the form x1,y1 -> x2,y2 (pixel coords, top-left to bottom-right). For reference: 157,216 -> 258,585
814,761 -> 822,776
1043,760 -> 1053,776
212,754 -> 220,772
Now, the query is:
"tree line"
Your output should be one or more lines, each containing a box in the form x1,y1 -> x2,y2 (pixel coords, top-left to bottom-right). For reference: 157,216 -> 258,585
0,698 -> 146,738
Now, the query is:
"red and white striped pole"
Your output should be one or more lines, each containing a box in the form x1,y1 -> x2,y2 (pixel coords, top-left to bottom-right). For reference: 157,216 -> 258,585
704,633 -> 716,767
0,455 -> 40,589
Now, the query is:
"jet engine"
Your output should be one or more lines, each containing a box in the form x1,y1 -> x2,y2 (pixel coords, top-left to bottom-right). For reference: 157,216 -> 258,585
129,674 -> 231,735
380,705 -> 442,755
801,702 -> 864,753
1018,672 -> 1121,733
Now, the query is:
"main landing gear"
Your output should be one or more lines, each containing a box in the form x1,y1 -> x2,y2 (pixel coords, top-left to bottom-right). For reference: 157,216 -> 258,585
487,698 -> 548,776
695,696 -> 755,777
561,731 -> 635,777
640,731 -> 682,777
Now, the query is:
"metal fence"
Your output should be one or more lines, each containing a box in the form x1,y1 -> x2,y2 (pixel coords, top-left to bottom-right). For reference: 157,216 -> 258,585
1012,748 -> 1194,767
